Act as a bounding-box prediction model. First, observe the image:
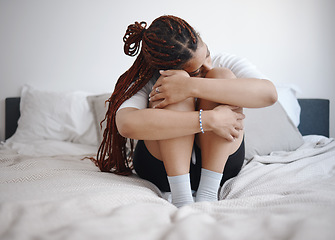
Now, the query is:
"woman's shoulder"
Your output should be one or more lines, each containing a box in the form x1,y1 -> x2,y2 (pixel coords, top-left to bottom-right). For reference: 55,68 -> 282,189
211,53 -> 247,68
211,53 -> 267,79
145,72 -> 160,89
133,73 -> 158,96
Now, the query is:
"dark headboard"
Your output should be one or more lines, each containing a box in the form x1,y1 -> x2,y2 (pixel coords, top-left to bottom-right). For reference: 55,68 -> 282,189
298,99 -> 329,137
5,97 -> 21,140
5,97 -> 330,140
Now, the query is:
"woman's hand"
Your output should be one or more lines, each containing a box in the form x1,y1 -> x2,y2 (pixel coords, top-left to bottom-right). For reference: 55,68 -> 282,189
149,70 -> 192,109
207,105 -> 245,141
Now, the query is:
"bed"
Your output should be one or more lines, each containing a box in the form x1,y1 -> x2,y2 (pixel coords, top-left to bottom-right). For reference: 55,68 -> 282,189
1,84 -> 334,240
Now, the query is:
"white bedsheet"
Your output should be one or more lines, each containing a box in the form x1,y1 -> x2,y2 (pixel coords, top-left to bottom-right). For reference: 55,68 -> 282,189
1,139 -> 98,156
0,136 -> 334,240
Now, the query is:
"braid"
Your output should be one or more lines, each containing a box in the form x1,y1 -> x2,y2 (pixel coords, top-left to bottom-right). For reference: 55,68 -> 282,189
95,54 -> 153,175
123,21 -> 147,57
94,15 -> 199,175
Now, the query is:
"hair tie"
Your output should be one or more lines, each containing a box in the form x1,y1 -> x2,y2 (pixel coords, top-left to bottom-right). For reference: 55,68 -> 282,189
123,21 -> 147,57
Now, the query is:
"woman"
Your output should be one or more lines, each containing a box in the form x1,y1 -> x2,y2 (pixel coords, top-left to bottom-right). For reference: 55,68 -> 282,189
96,15 -> 277,207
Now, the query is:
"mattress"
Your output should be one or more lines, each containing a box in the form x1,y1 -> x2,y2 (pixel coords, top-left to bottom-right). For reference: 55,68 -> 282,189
1,135 -> 334,240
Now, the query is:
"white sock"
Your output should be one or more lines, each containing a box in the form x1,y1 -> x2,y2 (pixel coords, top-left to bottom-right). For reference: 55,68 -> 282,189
167,173 -> 194,208
195,168 -> 223,202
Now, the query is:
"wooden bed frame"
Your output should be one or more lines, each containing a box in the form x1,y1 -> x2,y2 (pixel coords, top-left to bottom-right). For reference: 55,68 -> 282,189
5,97 -> 330,140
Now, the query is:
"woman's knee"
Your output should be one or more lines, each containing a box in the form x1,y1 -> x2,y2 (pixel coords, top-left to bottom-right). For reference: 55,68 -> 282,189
149,97 -> 195,112
197,68 -> 237,110
205,67 -> 236,79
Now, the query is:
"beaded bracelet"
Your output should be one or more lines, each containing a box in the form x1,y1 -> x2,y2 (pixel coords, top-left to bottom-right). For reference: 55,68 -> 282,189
199,109 -> 205,133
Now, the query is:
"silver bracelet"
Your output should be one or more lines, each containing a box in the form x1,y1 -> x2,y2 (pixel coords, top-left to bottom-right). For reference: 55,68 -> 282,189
199,109 -> 204,133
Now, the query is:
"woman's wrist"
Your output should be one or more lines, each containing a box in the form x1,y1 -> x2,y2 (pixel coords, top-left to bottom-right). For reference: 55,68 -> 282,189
188,77 -> 201,98
199,109 -> 214,132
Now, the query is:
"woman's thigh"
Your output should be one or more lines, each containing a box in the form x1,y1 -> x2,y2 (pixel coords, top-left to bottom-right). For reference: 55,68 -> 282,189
133,140 -> 170,192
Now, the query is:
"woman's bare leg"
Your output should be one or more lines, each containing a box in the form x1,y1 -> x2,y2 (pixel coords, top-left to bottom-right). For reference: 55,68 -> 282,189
145,97 -> 195,207
196,68 -> 244,202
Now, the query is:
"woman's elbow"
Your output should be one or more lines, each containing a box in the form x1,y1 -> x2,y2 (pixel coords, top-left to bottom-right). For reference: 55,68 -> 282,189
117,121 -> 133,138
264,79 -> 278,106
116,113 -> 137,138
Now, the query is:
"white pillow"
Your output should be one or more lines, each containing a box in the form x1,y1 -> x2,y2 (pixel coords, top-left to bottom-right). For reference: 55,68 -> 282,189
87,94 -> 138,154
87,93 -> 111,144
244,102 -> 304,160
275,85 -> 301,127
7,85 -> 98,146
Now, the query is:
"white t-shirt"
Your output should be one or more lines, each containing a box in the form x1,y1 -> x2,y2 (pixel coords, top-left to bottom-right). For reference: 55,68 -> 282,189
118,53 -> 267,111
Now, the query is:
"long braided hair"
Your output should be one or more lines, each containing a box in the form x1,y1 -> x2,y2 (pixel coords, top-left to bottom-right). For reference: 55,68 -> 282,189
95,15 -> 199,175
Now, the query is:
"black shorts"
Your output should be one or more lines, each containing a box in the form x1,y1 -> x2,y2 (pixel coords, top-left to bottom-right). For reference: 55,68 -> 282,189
133,139 -> 245,192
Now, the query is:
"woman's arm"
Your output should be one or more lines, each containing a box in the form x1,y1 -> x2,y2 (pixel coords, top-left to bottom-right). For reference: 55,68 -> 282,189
116,105 -> 244,141
191,70 -> 277,108
149,68 -> 278,109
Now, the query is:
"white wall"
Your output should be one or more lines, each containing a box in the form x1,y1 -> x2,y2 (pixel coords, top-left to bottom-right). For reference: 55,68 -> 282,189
0,0 -> 334,141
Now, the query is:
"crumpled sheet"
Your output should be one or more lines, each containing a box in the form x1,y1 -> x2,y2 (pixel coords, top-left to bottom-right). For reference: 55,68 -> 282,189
0,136 -> 334,240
